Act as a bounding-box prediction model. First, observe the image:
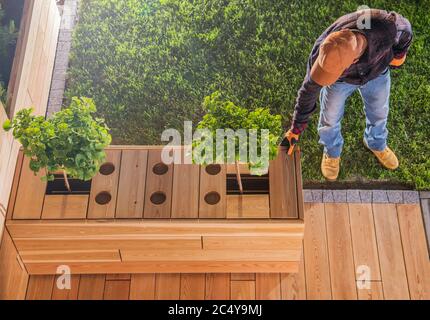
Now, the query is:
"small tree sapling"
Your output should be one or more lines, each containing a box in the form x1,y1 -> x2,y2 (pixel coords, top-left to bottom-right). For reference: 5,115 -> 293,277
3,97 -> 112,192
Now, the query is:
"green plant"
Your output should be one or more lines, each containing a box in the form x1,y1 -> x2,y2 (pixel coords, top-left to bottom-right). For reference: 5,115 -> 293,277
3,97 -> 112,192
193,92 -> 282,192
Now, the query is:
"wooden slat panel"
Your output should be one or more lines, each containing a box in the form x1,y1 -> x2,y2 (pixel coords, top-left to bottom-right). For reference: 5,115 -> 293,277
199,165 -> 226,218
293,149 -> 304,220
226,195 -> 270,218
88,150 -> 122,219
155,274 -> 180,300
51,275 -> 80,300
203,236 -> 302,250
0,230 -> 29,300
26,275 -> 54,300
106,274 -> 131,280
397,204 -> 430,300
180,274 -> 205,300
41,195 -> 89,219
116,150 -> 148,218
325,203 -> 357,300
373,203 -> 410,300
357,281 -> 384,300
13,157 -> 46,219
4,148 -> 24,220
349,203 -> 381,281
15,236 -> 202,251
78,275 -> 106,300
304,203 -> 332,299
205,274 -> 230,299
130,274 -> 156,300
144,149 -> 173,218
231,274 -> 255,281
281,247 -> 306,300
171,164 -> 200,218
26,261 -> 299,275
104,280 -> 130,300
20,250 -> 121,263
269,147 -> 297,218
256,273 -> 281,300
231,281 -> 255,300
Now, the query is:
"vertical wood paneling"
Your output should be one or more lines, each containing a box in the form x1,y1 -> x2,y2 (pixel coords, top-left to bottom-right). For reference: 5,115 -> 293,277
51,275 -> 80,300
256,274 -> 281,300
199,165 -> 226,218
205,274 -> 230,300
180,274 -> 205,300
230,281 -> 255,300
26,275 -> 55,300
155,274 -> 180,300
78,275 -> 106,300
172,163 -> 200,218
130,274 -> 156,300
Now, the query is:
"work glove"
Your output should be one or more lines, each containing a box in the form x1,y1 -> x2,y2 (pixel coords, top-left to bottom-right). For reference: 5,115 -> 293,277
390,55 -> 407,69
280,129 -> 301,156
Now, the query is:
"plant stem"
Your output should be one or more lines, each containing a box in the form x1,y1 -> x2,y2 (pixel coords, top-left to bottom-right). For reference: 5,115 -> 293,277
62,169 -> 71,193
235,161 -> 243,194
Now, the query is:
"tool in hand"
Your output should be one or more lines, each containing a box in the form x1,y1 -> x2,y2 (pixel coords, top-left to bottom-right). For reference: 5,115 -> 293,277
280,129 -> 300,156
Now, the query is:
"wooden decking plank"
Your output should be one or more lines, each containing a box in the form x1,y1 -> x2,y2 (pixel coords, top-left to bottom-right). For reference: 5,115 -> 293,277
199,165 -> 226,218
180,274 -> 206,300
397,204 -> 430,300
373,203 -> 410,300
103,280 -> 130,300
325,203 -> 357,300
77,274 -> 106,300
130,274 -> 156,300
144,149 -> 173,218
26,275 -> 55,300
269,147 -> 298,218
226,195 -> 270,219
256,273 -> 281,300
88,150 -> 122,219
230,280 -> 256,300
41,195 -> 89,219
231,274 -> 255,281
51,275 -> 80,300
116,150 -> 148,218
13,157 -> 46,220
349,203 -> 381,281
303,203 -> 332,299
106,274 -> 131,280
172,164 -> 200,218
357,281 -> 384,300
281,247 -> 306,300
155,274 -> 180,300
205,274 -> 230,300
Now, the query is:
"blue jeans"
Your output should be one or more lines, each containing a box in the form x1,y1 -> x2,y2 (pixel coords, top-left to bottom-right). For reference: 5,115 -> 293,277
318,68 -> 391,158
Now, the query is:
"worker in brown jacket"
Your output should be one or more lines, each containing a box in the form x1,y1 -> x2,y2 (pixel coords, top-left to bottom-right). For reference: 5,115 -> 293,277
282,9 -> 413,181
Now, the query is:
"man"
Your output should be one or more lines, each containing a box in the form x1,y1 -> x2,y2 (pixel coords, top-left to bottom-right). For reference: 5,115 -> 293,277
282,9 -> 413,181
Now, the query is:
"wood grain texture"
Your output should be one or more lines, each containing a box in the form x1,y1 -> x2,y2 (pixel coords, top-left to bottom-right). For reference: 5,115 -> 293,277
199,165 -> 226,218
203,236 -> 302,251
349,203 -> 381,281
20,250 -> 120,263
103,280 -> 130,300
397,204 -> 430,300
180,274 -> 206,300
51,275 -> 80,300
88,150 -> 122,219
325,203 -> 357,300
26,275 -> 54,300
226,195 -> 270,218
155,274 -> 180,300
205,274 -> 230,300
116,150 -> 148,218
231,281 -> 255,300
78,275 -> 106,300
303,203 -> 332,299
373,203 -> 410,300
41,195 -> 89,219
294,149 -> 304,220
231,273 -> 255,281
281,247 -> 306,300
172,164 -> 200,218
256,273 -> 281,300
144,149 -> 173,218
13,157 -> 46,219
269,147 -> 297,218
130,274 -> 156,300
357,281 -> 384,300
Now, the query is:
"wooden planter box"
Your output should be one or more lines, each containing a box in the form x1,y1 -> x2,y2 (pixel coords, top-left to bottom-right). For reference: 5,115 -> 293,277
6,146 -> 304,274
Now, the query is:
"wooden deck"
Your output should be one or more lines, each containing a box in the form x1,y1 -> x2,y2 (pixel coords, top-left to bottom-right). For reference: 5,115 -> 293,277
25,203 -> 430,300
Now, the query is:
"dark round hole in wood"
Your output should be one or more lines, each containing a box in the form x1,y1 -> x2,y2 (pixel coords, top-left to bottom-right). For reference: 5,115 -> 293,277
205,164 -> 221,175
150,192 -> 166,205
99,162 -> 115,175
95,191 -> 112,205
204,192 -> 221,205
152,163 -> 169,175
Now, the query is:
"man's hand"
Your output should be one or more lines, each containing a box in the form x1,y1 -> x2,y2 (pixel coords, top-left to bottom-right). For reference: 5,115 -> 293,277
280,129 -> 300,156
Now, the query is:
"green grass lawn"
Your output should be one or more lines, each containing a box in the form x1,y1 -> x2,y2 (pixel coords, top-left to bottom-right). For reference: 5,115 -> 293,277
66,0 -> 430,190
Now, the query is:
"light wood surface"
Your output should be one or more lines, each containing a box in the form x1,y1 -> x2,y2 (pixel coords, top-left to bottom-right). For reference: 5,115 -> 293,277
77,275 -> 106,300
357,281 -> 384,300
104,280 -> 130,300
256,273 -> 281,300
42,195 -> 89,219
205,274 -> 230,300
180,274 -> 206,300
226,195 -> 270,218
231,281 -> 255,300
155,274 -> 180,300
130,274 -> 156,300
199,165 -> 227,218
51,275 -> 80,300
26,275 -> 55,300
172,164 -> 200,218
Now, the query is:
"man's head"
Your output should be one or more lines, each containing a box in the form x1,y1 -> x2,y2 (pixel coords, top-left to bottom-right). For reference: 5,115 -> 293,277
310,30 -> 368,86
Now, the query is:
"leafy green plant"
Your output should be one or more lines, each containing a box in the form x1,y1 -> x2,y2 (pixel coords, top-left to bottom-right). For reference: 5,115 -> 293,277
193,92 -> 282,193
3,97 -> 112,192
